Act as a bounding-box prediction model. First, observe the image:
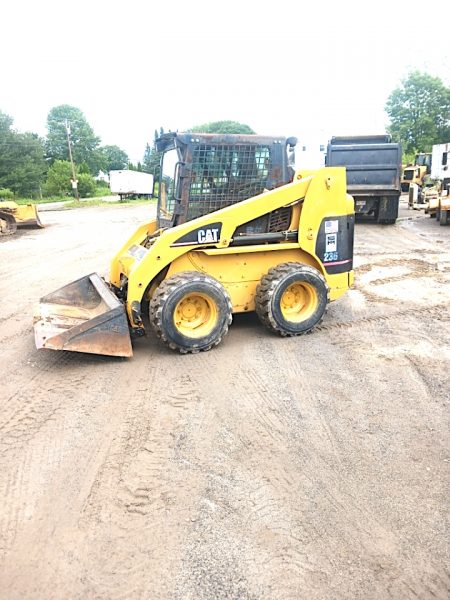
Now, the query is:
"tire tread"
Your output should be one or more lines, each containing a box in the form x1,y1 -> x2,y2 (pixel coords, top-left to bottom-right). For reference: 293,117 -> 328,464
149,272 -> 232,353
255,262 -> 329,336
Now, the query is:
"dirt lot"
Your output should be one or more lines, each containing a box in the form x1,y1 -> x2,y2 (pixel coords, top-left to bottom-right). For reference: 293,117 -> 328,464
0,200 -> 449,599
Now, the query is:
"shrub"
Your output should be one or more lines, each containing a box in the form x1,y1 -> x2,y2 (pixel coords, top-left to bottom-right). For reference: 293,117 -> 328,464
0,188 -> 15,199
77,173 -> 96,197
43,160 -> 72,197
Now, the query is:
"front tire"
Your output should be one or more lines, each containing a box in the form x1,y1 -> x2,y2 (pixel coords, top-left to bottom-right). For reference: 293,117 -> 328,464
149,272 -> 232,353
0,212 -> 17,236
255,262 -> 328,336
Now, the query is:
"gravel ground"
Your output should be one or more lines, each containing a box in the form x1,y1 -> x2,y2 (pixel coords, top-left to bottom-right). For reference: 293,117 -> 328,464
0,199 -> 449,599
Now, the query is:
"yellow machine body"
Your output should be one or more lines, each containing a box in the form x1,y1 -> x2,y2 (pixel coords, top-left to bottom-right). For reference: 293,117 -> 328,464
34,167 -> 354,357
0,201 -> 44,235
113,167 -> 354,325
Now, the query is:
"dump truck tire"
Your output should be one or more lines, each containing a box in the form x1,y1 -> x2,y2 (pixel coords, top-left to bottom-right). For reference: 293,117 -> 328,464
149,272 -> 232,353
255,262 -> 328,336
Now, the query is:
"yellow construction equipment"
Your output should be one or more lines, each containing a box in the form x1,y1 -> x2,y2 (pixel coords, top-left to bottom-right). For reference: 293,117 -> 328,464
0,200 -> 44,236
34,133 -> 354,357
401,152 -> 432,193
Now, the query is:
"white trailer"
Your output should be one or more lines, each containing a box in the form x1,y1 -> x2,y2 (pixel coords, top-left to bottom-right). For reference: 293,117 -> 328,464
109,170 -> 154,200
431,143 -> 450,189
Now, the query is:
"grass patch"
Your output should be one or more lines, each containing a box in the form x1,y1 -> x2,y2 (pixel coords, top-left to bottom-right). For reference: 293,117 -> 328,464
14,196 -> 71,205
63,199 -> 106,209
62,197 -> 157,210
13,194 -> 156,209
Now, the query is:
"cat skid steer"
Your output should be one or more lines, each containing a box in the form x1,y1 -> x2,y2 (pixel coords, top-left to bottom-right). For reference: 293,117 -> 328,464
0,200 -> 44,236
34,133 -> 354,357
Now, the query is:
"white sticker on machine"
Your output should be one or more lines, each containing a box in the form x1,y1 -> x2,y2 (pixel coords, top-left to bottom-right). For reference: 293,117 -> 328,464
326,233 -> 337,252
325,220 -> 339,234
127,244 -> 148,262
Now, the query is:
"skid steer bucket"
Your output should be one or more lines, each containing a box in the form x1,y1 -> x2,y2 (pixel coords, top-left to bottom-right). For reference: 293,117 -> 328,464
34,273 -> 133,357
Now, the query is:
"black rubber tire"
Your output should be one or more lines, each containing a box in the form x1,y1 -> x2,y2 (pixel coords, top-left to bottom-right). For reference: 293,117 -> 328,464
0,211 -> 17,236
440,209 -> 448,226
255,262 -> 329,336
149,271 -> 232,353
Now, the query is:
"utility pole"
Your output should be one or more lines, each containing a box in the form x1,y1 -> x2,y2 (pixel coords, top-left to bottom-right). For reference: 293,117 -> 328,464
65,120 -> 79,201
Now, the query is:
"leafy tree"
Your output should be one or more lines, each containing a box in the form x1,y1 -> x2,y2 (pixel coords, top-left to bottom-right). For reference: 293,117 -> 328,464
0,110 -> 47,197
189,120 -> 255,134
101,145 -> 129,172
386,71 -> 450,154
78,161 -> 91,175
77,173 -> 96,197
43,160 -> 72,196
46,105 -> 102,175
143,142 -> 161,177
0,111 -> 14,136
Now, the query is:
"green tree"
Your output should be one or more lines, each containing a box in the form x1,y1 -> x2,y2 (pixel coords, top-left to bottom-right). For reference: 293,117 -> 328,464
101,145 -> 129,172
0,110 -> 47,197
77,173 -> 96,197
0,111 -> 14,136
46,105 -> 103,175
386,71 -> 450,154
143,142 -> 161,177
189,120 -> 255,134
43,160 -> 72,196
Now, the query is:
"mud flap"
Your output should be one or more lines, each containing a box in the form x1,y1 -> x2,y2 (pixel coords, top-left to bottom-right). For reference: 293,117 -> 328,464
34,273 -> 133,357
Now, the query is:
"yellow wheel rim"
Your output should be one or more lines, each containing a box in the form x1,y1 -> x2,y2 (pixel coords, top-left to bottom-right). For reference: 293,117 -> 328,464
174,292 -> 218,338
280,282 -> 318,323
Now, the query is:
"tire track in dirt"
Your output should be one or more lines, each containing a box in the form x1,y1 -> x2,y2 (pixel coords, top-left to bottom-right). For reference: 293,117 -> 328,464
65,347 -> 225,599
1,209 -> 449,599
0,352 -> 127,565
316,303 -> 449,333
260,325 -> 450,599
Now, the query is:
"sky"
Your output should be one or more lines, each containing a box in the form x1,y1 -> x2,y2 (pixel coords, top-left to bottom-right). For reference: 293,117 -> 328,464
2,0 -> 449,165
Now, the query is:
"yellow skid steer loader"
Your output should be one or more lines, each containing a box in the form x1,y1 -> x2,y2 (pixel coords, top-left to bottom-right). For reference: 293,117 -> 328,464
34,133 -> 354,357
0,200 -> 44,236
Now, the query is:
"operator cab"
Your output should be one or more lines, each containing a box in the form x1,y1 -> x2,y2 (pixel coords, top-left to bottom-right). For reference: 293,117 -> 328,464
155,132 -> 297,230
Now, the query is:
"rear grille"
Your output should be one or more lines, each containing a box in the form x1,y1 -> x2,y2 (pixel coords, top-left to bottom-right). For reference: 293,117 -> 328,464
404,170 -> 414,181
234,206 -> 292,237
268,206 -> 291,232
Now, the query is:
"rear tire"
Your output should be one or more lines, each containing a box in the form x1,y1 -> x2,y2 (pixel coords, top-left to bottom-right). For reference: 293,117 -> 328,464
255,262 -> 328,336
149,272 -> 232,353
0,211 -> 17,236
440,209 -> 448,226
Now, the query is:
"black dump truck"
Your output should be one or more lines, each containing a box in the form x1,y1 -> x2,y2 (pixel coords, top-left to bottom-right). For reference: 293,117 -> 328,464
326,135 -> 402,224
